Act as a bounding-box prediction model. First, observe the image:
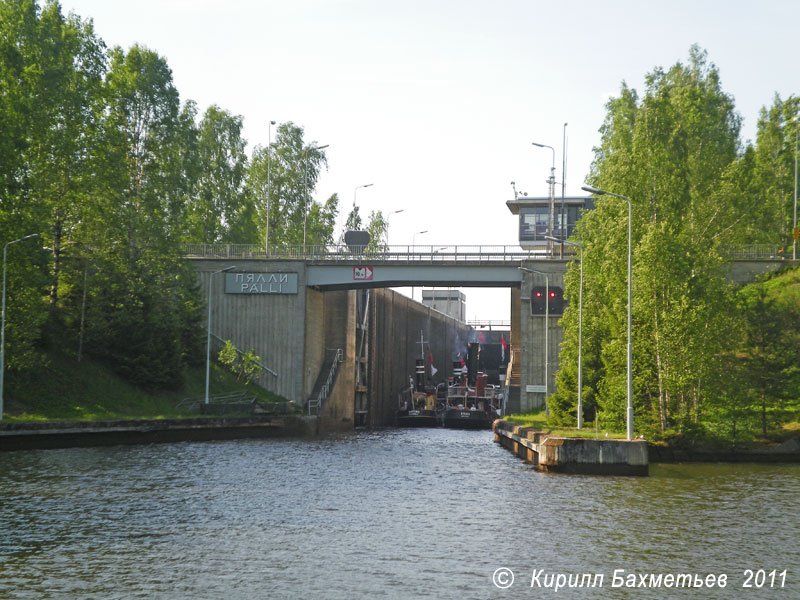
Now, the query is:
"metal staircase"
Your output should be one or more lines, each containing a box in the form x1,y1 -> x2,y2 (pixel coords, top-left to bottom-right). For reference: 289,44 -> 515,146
307,348 -> 343,415
504,349 -> 521,415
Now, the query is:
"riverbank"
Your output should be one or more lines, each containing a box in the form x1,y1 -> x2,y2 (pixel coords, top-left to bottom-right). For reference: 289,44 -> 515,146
649,436 -> 800,463
0,415 -> 319,451
2,347 -> 289,423
496,418 -> 800,467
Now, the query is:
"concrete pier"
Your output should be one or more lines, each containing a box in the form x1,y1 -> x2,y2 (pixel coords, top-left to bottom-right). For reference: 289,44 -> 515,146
493,420 -> 649,476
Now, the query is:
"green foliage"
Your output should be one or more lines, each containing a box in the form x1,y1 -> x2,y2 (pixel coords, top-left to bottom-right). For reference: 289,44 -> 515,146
553,47 -> 798,444
3,345 -> 287,421
751,95 -> 800,249
366,210 -> 389,252
184,104 -> 252,243
247,121 -> 339,250
217,340 -> 262,385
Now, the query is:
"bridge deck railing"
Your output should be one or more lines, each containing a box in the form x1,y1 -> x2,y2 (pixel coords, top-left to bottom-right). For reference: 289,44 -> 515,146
182,243 -> 565,262
181,243 -> 789,262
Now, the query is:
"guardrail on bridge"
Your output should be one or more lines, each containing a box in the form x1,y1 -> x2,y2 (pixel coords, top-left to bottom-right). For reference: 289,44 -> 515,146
181,243 -> 790,262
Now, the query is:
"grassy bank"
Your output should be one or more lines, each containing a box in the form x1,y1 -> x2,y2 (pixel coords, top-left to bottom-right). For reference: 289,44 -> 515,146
504,410 -> 627,440
2,348 -> 289,422
505,410 -> 800,449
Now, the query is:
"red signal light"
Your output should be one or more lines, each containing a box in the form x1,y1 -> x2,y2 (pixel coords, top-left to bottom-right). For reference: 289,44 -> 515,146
549,291 -> 556,298
534,291 -> 543,298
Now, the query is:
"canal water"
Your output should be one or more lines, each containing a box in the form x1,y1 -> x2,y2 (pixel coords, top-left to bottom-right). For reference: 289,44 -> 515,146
1,428 -> 798,599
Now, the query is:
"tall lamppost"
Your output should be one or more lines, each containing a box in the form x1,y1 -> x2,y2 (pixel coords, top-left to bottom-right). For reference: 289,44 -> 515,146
265,120 -> 276,257
793,115 -> 798,260
385,209 -> 404,247
1,233 -> 40,420
532,142 -> 556,256
582,185 -> 633,440
350,183 -> 374,243
519,266 -> 549,416
562,122 -> 568,241
412,230 -> 428,301
547,235 -> 583,428
205,266 -> 235,405
303,143 -> 329,254
353,183 -> 373,209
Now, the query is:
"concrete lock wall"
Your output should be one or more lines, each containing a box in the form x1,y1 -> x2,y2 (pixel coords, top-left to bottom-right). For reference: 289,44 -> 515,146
518,265 -> 564,413
369,288 -> 472,427
193,259 -> 309,403
318,290 -> 356,432
191,260 -> 470,430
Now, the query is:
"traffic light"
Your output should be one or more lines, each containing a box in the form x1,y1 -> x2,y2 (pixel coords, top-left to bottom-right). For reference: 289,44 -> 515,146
531,287 -> 547,315
549,287 -> 564,315
530,286 -> 564,316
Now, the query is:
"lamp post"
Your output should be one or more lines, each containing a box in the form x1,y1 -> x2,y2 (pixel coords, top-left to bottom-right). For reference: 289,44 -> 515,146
265,120 -> 276,257
532,142 -> 556,256
303,143 -> 329,254
205,266 -> 235,405
562,122 -> 568,242
1,233 -> 40,420
793,116 -> 797,260
582,184 -> 633,440
385,209 -> 404,247
412,230 -> 428,301
519,266 -> 550,416
350,183 -> 374,242
353,183 -> 373,208
547,235 -> 583,428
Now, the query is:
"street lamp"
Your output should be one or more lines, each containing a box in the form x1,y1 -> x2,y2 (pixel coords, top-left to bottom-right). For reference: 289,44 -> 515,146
303,143 -> 329,254
547,235 -> 583,428
582,184 -> 633,440
519,266 -> 550,416
353,183 -> 373,208
532,142 -> 556,256
793,116 -> 798,260
386,209 -> 404,246
1,233 -> 40,420
265,120 -> 276,257
562,123 -> 568,244
349,183 -> 374,243
412,230 -> 428,301
205,266 -> 235,405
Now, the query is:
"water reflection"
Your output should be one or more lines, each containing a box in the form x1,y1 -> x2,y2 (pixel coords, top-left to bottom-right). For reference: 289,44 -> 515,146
1,429 -> 798,599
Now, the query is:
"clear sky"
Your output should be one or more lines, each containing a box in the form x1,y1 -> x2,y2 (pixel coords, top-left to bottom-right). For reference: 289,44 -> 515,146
59,0 -> 800,321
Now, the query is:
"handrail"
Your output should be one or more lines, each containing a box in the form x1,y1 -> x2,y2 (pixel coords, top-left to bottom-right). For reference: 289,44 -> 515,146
182,243 -> 555,262
182,243 -> 791,262
309,348 -> 343,416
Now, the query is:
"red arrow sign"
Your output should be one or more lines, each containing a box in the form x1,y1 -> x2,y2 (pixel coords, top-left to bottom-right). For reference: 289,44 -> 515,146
353,266 -> 373,280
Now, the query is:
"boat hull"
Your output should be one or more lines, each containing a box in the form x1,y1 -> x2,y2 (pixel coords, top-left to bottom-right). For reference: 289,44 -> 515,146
395,410 -> 440,428
441,408 -> 494,430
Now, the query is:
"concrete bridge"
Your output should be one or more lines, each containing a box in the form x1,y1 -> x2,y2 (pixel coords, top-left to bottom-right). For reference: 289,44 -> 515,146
185,243 -> 793,430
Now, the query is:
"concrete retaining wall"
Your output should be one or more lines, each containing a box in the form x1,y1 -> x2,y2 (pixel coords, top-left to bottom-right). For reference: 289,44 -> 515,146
369,289 -> 472,427
517,264 -> 565,412
0,416 -> 318,451
494,420 -> 649,476
320,290 -> 356,432
192,259 -> 308,403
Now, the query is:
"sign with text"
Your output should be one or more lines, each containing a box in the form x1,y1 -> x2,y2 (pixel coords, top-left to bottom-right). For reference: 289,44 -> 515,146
353,266 -> 373,281
225,272 -> 298,294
